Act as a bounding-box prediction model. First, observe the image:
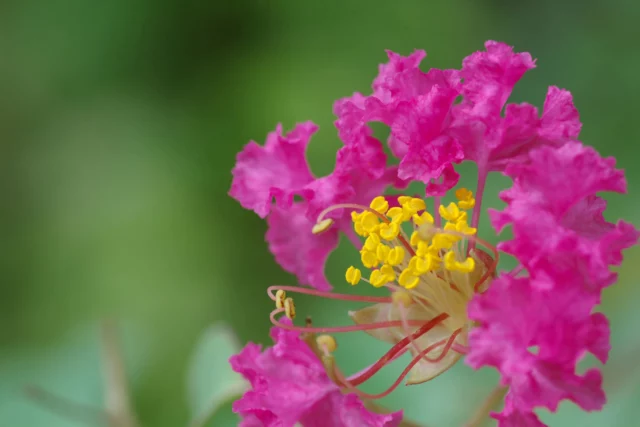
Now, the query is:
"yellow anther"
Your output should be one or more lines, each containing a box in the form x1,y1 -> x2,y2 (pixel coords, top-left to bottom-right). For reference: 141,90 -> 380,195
432,233 -> 454,250
417,222 -> 437,242
415,241 -> 431,257
409,254 -> 436,274
376,244 -> 391,262
354,221 -> 367,237
275,290 -> 286,309
413,211 -> 434,226
397,196 -> 412,205
444,251 -> 476,273
410,231 -> 423,246
386,206 -> 405,223
380,264 -> 395,280
360,212 -> 380,232
361,250 -> 379,268
379,222 -> 400,240
399,269 -> 420,289
345,266 -> 362,286
403,198 -> 426,213
386,246 -> 405,266
284,297 -> 296,319
456,220 -> 477,235
312,218 -> 334,234
392,290 -> 413,307
316,335 -> 338,353
351,211 -> 362,223
443,222 -> 463,242
455,188 -> 476,210
369,196 -> 389,214
364,233 -> 381,251
439,202 -> 462,222
370,264 -> 395,288
369,270 -> 386,288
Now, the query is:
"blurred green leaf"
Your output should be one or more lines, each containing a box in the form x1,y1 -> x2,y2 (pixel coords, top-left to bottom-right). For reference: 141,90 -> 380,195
187,323 -> 246,427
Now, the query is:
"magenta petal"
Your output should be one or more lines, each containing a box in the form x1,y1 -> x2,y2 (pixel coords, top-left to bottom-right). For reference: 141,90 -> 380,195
539,86 -> 582,142
460,40 -> 536,119
230,122 -> 318,218
266,204 -> 339,291
468,275 -> 609,414
231,321 -> 402,426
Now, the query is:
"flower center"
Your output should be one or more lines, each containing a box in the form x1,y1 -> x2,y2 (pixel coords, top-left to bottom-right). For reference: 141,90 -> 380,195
267,189 -> 498,399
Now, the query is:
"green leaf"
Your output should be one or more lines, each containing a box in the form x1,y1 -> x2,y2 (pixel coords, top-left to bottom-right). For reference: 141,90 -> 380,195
187,323 -> 246,427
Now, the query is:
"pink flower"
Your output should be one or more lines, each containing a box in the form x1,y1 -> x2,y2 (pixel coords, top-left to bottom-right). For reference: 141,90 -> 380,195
230,321 -> 402,427
229,41 -> 638,426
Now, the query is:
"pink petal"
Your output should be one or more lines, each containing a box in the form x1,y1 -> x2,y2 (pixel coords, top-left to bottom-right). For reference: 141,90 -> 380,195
266,204 -> 339,291
231,321 -> 402,426
230,122 -> 318,218
539,86 -> 582,142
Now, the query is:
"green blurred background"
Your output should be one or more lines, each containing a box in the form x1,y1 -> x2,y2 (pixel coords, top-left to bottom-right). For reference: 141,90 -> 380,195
1,0 -> 639,426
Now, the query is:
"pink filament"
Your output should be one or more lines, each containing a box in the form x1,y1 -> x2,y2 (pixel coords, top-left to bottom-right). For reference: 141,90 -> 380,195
267,285 -> 392,304
339,312 -> 450,387
270,309 -> 427,334
334,329 -> 462,399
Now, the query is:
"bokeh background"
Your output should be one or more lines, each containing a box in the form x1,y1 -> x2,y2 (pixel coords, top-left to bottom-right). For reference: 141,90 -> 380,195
1,0 -> 639,426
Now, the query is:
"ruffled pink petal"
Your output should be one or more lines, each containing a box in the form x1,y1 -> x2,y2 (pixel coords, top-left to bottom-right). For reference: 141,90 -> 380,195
493,402 -> 546,427
230,122 -> 318,218
499,142 -> 626,216
373,49 -> 427,102
266,204 -> 339,291
490,142 -> 637,291
468,275 -> 608,414
460,41 -> 535,120
539,86 -> 582,142
231,322 -> 402,426
301,393 -> 402,427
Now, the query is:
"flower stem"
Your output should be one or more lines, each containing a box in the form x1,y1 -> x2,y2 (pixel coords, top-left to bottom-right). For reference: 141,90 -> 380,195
464,384 -> 508,427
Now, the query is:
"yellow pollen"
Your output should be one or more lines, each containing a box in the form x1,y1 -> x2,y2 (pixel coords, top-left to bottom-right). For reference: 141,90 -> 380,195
316,334 -> 338,353
399,269 -> 420,289
275,289 -> 286,309
360,211 -> 380,232
369,265 -> 394,288
403,197 -> 426,212
379,222 -> 400,240
413,211 -> 434,226
312,218 -> 334,234
386,246 -> 405,266
364,233 -> 381,251
444,251 -> 476,273
439,202 -> 463,223
361,250 -> 379,268
455,187 -> 476,210
376,244 -> 391,262
284,297 -> 296,319
345,266 -> 361,285
369,196 -> 389,214
387,206 -> 412,222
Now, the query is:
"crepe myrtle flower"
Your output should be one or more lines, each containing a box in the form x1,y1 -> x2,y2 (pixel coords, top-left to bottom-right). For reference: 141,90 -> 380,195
229,41 -> 638,427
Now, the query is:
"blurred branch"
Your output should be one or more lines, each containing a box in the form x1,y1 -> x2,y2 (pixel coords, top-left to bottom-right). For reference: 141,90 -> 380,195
24,385 -> 110,426
463,385 -> 508,427
101,320 -> 140,427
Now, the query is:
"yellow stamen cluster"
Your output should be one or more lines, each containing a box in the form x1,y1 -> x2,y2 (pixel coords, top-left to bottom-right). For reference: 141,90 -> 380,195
346,190 -> 478,290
